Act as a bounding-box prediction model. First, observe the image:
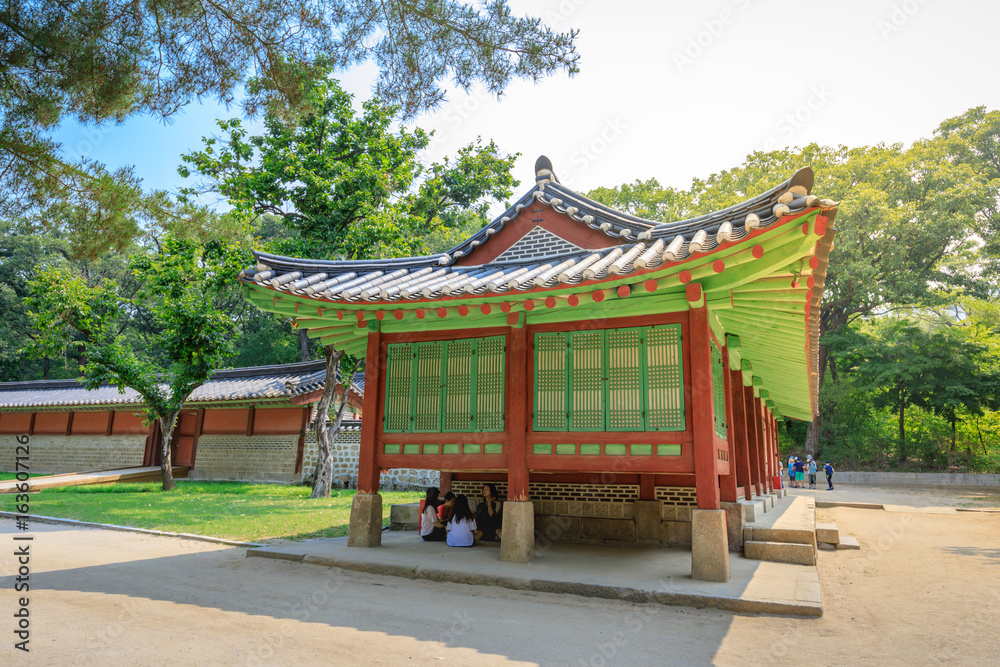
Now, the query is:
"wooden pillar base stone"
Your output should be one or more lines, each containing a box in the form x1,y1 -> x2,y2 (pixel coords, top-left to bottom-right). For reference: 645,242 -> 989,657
691,509 -> 731,583
499,501 -> 535,563
347,493 -> 383,547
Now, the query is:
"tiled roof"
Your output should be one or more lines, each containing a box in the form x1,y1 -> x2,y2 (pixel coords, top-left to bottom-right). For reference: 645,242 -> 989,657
241,159 -> 835,302
0,361 -> 363,410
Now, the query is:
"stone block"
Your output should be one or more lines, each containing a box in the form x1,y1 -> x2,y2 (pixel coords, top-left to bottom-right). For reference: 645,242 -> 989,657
388,503 -> 419,531
660,504 -> 677,521
691,509 -> 730,582
738,499 -> 764,523
348,493 -> 383,547
622,503 -> 635,519
815,522 -> 840,545
720,501 -> 744,552
634,500 -> 661,544
500,501 -> 535,563
744,540 -> 816,566
675,506 -> 693,522
594,502 -> 610,518
535,514 -> 582,541
661,520 -> 693,545
580,518 -> 636,542
837,536 -> 861,550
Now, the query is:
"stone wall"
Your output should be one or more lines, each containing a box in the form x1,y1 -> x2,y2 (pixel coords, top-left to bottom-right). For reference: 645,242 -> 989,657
833,471 -> 1000,487
188,434 -> 301,483
0,434 -> 146,474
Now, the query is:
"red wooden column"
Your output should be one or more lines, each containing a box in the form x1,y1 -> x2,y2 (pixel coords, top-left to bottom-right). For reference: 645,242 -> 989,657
506,325 -> 529,501
719,346 -> 738,504
729,369 -> 752,501
689,304 -> 721,510
357,330 -> 383,494
743,387 -> 761,496
770,413 -> 780,491
752,396 -> 767,494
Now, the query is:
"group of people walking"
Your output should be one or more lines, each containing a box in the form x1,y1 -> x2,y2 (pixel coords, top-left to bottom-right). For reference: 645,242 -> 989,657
785,455 -> 834,490
419,484 -> 503,547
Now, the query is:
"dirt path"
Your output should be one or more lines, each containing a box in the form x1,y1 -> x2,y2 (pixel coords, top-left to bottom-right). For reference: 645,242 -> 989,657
1,497 -> 998,665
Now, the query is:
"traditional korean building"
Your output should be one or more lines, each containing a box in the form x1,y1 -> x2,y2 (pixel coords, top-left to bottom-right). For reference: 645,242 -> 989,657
239,157 -> 837,581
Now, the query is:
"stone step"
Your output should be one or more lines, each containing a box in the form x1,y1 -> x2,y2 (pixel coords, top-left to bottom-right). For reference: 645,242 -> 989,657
744,540 -> 817,566
837,536 -> 861,550
815,522 -> 840,545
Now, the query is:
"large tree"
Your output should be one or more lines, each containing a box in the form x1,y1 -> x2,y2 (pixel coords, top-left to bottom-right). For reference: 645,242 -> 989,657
0,1 -> 578,239
25,237 -> 247,490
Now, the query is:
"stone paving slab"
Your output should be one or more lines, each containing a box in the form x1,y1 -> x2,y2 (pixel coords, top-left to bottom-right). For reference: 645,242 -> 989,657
247,532 -> 822,617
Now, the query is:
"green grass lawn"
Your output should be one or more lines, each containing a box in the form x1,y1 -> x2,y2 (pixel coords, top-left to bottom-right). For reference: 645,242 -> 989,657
0,472 -> 35,481
0,480 -> 423,543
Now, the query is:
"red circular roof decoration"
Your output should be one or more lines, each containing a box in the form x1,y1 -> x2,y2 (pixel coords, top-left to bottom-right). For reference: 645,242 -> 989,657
355,310 -> 365,321
617,285 -> 631,298
568,294 -> 580,307
416,308 -> 426,319
375,310 -> 385,321
480,303 -> 492,315
500,302 -> 512,313
644,279 -> 657,292
802,222 -> 809,235
506,313 -> 519,326
545,296 -> 557,308
712,260 -> 725,273
394,309 -> 404,320
437,307 -> 448,318
593,290 -> 605,303
679,270 -> 692,284
524,299 -> 535,311
336,310 -> 344,320
809,256 -> 820,269
458,305 -> 469,316
807,276 -> 816,289
752,245 -> 764,258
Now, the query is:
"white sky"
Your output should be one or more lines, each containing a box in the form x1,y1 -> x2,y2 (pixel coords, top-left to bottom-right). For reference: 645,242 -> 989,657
52,0 -> 1000,203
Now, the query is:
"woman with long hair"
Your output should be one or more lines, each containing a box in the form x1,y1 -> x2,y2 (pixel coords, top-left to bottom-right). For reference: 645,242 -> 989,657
420,487 -> 446,542
446,494 -> 481,547
476,483 -> 502,542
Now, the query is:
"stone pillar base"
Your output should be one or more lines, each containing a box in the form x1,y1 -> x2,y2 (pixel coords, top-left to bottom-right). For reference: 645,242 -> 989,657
691,509 -> 731,582
634,500 -> 662,545
348,493 -> 383,547
720,502 -> 744,552
500,501 -> 535,563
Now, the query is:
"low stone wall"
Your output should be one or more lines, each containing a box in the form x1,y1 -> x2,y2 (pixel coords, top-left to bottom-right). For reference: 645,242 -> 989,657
0,434 -> 146,474
301,429 -> 440,490
835,471 -> 1000,487
189,434 -> 301,483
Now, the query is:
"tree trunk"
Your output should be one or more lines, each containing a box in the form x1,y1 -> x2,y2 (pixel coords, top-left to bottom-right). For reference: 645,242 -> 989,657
898,391 -> 907,463
828,354 -> 839,383
310,346 -> 344,499
43,356 -> 50,379
299,329 -> 310,362
951,416 -> 958,453
159,411 -> 179,491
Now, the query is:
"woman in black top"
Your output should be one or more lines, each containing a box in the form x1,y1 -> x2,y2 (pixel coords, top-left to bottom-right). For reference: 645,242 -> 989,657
475,483 -> 502,541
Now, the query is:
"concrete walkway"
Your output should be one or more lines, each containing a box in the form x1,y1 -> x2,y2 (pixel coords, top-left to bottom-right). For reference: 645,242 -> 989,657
248,531 -> 822,617
0,465 -> 189,493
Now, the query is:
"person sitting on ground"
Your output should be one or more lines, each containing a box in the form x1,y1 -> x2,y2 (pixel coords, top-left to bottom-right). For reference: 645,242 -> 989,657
476,483 -> 503,542
420,487 -> 446,542
437,492 -> 456,522
446,494 -> 481,547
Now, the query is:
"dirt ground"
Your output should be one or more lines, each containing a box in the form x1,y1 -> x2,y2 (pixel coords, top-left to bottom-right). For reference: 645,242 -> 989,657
1,488 -> 998,666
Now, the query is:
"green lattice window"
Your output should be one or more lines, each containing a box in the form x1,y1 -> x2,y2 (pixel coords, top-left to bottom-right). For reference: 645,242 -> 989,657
533,325 -> 685,432
711,343 -> 727,439
383,336 -> 505,433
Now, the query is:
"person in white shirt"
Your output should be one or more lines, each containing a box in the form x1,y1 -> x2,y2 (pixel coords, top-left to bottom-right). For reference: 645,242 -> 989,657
446,494 -> 482,547
420,487 -> 446,542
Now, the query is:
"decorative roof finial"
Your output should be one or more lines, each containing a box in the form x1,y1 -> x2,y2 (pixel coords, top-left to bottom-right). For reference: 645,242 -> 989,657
534,155 -> 559,184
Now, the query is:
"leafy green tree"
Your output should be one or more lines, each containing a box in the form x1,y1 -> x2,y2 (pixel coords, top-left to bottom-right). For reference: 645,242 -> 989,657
1,1 -> 577,242
25,237 -> 248,490
180,73 -> 518,260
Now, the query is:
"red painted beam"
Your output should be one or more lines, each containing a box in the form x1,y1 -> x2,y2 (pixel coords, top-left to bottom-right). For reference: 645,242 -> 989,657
729,368 -> 753,501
